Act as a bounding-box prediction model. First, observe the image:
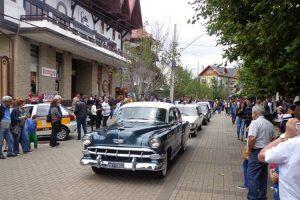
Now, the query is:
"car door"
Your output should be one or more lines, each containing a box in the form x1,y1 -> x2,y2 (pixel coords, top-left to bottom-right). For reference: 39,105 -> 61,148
35,105 -> 51,135
174,108 -> 183,150
197,106 -> 203,125
168,108 -> 178,155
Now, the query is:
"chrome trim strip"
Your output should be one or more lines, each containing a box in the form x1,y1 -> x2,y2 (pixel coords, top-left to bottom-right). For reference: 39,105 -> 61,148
87,146 -> 156,153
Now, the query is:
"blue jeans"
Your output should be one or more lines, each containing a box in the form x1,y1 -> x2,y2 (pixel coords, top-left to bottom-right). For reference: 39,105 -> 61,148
273,183 -> 280,200
0,127 -> 14,155
243,159 -> 249,188
236,117 -> 245,138
247,149 -> 268,200
77,117 -> 87,139
12,126 -> 30,154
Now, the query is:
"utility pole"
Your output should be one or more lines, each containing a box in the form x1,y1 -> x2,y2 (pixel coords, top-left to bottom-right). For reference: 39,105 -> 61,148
170,24 -> 177,103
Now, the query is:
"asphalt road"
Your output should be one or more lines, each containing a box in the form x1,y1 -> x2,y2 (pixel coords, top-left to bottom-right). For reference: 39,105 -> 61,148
0,114 -> 250,200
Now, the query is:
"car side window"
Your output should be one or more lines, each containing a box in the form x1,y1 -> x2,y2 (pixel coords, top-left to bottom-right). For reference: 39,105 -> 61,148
36,105 -> 50,117
174,108 -> 181,121
197,107 -> 202,115
156,108 -> 167,122
24,106 -> 34,116
169,109 -> 175,123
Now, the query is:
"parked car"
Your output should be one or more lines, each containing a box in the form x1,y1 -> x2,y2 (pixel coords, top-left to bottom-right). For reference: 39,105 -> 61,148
80,102 -> 189,177
198,103 -> 211,125
23,103 -> 77,140
198,102 -> 212,119
176,104 -> 204,136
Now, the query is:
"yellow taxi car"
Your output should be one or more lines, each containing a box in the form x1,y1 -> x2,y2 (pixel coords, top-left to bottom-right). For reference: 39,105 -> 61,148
23,103 -> 77,140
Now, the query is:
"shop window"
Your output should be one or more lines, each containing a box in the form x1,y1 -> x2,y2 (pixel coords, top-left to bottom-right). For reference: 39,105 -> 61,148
56,52 -> 63,94
112,29 -> 116,40
31,44 -> 39,95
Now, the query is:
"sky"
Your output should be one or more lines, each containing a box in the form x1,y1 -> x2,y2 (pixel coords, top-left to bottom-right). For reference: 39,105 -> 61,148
140,0 -> 226,75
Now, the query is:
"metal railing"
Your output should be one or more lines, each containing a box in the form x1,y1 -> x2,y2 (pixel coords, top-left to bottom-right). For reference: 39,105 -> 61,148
20,14 -> 125,58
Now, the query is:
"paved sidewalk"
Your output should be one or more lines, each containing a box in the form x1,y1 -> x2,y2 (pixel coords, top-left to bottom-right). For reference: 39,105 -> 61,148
0,113 -> 250,200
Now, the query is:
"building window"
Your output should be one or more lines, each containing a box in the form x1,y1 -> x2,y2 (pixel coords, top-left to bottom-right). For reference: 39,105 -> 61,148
101,22 -> 105,33
112,29 -> 116,40
118,34 -> 121,39
25,0 -> 47,16
30,45 -> 39,95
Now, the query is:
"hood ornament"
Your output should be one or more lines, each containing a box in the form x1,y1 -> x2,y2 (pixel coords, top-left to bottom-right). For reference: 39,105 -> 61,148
113,138 -> 124,144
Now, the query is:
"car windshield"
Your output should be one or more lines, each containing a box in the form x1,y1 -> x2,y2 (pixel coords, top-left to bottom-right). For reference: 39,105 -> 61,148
177,107 -> 197,116
118,107 -> 167,123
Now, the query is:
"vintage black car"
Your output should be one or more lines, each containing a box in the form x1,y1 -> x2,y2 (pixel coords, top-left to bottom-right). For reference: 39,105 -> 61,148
80,102 -> 189,177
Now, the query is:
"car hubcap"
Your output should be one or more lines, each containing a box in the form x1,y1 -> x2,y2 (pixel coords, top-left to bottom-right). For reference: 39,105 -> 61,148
57,129 -> 66,140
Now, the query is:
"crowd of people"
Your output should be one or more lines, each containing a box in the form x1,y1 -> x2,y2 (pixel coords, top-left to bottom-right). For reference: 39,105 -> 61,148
0,96 -> 39,159
228,97 -> 300,200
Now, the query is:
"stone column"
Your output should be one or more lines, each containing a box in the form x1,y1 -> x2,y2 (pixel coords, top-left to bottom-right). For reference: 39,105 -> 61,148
61,52 -> 72,100
13,36 -> 31,98
38,44 -> 56,95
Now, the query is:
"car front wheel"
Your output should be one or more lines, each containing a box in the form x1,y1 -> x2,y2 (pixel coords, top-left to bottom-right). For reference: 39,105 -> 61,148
157,154 -> 169,178
56,126 -> 70,141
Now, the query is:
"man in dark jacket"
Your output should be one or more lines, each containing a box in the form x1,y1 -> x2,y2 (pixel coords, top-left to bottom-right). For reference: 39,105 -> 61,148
74,95 -> 88,140
244,99 -> 253,138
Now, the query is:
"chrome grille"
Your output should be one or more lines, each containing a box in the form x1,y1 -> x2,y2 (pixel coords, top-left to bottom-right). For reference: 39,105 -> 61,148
87,146 -> 155,159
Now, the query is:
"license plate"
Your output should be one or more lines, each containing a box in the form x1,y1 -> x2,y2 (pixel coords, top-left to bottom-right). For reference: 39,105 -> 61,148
107,162 -> 124,169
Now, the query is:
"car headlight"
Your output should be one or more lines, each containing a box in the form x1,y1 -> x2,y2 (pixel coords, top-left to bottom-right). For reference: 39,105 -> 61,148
82,134 -> 92,146
149,138 -> 161,148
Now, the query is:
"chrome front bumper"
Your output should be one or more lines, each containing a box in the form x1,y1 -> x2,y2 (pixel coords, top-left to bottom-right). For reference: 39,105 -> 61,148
80,146 -> 166,172
80,157 -> 165,171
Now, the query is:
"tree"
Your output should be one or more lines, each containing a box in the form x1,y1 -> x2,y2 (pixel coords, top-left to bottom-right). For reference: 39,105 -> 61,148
189,0 -> 300,97
123,27 -> 172,100
173,66 -> 215,100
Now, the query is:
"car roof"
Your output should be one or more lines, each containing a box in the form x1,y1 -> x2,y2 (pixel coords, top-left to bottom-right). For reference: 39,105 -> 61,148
176,104 -> 199,108
24,103 -> 50,107
121,102 -> 175,110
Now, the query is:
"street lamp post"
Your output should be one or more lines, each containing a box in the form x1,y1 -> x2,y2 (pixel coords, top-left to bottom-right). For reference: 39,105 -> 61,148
170,24 -> 177,103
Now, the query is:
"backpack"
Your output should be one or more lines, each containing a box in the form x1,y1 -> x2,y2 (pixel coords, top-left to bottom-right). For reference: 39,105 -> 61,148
46,107 -> 52,122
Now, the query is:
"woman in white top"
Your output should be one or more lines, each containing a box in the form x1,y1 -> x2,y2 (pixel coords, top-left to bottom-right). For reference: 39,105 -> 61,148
90,102 -> 97,131
102,97 -> 111,127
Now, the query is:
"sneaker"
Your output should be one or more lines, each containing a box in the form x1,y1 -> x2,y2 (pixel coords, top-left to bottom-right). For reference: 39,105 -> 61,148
0,154 -> 6,159
237,185 -> 247,190
7,153 -> 17,157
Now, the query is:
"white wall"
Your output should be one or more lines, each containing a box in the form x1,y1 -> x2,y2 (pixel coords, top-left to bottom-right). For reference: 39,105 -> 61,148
45,0 -> 71,17
4,0 -> 25,23
4,0 -> 122,50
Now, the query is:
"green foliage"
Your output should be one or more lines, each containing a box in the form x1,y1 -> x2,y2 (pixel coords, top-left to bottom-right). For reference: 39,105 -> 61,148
173,67 -> 224,99
189,0 -> 300,97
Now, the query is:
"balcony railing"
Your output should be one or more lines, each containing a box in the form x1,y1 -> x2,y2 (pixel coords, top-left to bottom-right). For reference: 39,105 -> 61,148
20,14 -> 125,58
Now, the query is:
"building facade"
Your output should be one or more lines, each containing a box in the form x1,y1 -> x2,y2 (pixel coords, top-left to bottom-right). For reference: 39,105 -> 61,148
198,65 -> 239,97
0,0 -> 142,100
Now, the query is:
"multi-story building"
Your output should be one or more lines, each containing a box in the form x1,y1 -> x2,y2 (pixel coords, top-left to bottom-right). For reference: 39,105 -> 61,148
198,64 -> 239,97
0,0 -> 142,100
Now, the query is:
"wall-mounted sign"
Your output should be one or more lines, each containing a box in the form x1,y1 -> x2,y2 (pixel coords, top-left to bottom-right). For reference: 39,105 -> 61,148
42,67 -> 57,78
102,80 -> 109,93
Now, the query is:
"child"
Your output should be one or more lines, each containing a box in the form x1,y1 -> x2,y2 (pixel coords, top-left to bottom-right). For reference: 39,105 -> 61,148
26,115 -> 38,149
269,164 -> 280,200
237,147 -> 249,190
